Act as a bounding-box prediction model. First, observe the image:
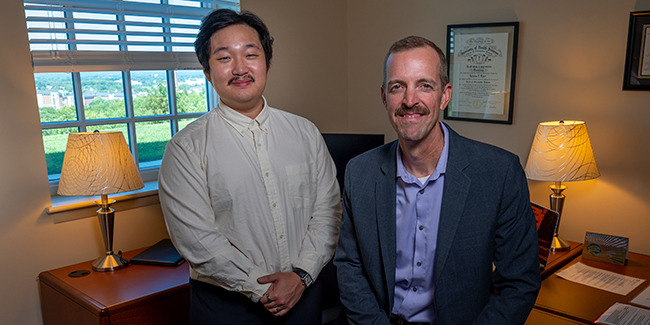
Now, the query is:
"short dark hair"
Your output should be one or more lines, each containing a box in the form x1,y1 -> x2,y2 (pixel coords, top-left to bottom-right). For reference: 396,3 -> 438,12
382,35 -> 448,87
194,9 -> 274,73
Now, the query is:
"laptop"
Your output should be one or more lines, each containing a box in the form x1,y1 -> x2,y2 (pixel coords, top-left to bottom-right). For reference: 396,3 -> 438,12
130,238 -> 185,267
531,202 -> 560,268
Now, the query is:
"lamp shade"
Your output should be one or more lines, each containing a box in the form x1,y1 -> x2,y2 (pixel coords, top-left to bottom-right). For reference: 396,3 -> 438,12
525,121 -> 600,182
58,131 -> 144,196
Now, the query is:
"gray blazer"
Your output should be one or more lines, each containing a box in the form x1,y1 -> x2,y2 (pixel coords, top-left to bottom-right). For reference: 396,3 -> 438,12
334,124 -> 541,325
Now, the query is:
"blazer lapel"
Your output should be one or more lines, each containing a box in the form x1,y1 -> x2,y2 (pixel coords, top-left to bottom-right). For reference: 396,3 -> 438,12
377,141 -> 398,306
435,128 -> 471,279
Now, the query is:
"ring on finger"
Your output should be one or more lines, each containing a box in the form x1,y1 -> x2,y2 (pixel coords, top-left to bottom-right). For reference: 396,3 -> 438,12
274,307 -> 279,313
266,294 -> 272,303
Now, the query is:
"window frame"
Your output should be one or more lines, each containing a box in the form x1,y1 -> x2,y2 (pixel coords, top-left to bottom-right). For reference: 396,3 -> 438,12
41,69 -> 218,196
24,0 -> 235,198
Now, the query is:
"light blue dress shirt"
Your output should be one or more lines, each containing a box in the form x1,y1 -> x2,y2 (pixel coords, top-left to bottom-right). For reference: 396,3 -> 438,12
392,122 -> 449,324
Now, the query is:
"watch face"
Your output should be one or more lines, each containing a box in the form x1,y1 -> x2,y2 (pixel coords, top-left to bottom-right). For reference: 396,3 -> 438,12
293,269 -> 312,287
302,274 -> 313,286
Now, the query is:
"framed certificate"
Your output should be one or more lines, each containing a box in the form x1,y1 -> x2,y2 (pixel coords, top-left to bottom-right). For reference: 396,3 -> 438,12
444,22 -> 519,124
623,11 -> 650,90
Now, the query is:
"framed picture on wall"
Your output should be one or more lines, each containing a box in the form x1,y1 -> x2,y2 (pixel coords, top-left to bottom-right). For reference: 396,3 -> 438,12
444,22 -> 519,124
623,11 -> 650,90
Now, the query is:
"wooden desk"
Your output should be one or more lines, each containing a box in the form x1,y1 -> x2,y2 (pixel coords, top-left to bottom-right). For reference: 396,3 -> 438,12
541,241 -> 583,279
533,252 -> 650,324
526,308 -> 585,325
39,248 -> 190,325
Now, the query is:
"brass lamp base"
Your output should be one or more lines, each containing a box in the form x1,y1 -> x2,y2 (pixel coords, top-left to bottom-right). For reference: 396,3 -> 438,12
549,181 -> 569,252
92,195 -> 129,272
551,234 -> 571,252
92,253 -> 128,271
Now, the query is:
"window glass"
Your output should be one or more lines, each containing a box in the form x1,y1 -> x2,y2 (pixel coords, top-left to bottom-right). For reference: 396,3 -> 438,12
132,70 -> 170,117
136,120 -> 172,167
42,127 -> 79,180
35,70 -> 210,182
34,73 -> 76,123
176,70 -> 207,114
80,71 -> 127,120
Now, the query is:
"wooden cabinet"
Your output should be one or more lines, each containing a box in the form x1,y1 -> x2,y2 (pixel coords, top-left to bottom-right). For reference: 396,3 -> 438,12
38,248 -> 190,325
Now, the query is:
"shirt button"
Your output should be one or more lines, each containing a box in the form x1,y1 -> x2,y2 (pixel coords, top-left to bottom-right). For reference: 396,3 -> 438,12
412,287 -> 417,292
417,261 -> 422,267
272,203 -> 277,208
280,234 -> 284,239
419,189 -> 424,194
418,225 -> 424,231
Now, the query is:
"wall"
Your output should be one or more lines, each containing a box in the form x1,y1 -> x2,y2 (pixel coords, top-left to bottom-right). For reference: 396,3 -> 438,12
345,0 -> 650,254
243,0 -> 349,132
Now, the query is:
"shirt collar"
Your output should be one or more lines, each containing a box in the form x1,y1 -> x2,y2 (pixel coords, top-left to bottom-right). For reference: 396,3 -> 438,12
216,96 -> 270,136
396,121 -> 450,185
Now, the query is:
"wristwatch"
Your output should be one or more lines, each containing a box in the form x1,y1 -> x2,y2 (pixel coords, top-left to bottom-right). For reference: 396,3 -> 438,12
292,268 -> 313,288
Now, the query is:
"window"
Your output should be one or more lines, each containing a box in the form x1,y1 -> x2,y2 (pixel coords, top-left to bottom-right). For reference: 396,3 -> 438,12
24,0 -> 240,190
36,69 -> 211,183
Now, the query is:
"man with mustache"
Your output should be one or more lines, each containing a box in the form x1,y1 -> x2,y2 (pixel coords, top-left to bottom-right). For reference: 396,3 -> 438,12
334,36 -> 540,324
159,9 -> 341,325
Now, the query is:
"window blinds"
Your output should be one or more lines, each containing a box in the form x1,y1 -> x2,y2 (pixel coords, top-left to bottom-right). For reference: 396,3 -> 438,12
24,0 -> 240,72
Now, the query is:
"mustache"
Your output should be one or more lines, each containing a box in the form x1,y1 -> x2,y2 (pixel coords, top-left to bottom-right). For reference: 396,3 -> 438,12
228,74 -> 255,85
394,104 -> 429,116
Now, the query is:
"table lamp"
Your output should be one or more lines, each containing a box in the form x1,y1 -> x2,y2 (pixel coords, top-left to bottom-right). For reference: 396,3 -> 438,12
525,121 -> 600,251
58,131 -> 144,271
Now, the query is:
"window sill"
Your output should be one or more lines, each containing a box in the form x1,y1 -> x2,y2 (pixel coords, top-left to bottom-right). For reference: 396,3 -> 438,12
47,181 -> 160,224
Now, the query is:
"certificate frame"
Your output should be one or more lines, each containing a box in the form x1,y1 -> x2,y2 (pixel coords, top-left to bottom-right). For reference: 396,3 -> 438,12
623,11 -> 650,90
444,22 -> 519,124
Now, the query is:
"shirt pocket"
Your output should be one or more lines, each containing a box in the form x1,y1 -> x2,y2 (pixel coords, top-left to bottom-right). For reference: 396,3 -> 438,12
285,162 -> 317,213
207,172 -> 233,218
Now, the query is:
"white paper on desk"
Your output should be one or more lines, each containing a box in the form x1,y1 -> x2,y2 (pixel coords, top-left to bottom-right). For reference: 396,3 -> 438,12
556,262 -> 645,296
595,302 -> 650,325
632,286 -> 650,308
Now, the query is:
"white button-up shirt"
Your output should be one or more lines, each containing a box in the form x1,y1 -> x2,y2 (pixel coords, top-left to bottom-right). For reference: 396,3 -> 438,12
159,98 -> 341,302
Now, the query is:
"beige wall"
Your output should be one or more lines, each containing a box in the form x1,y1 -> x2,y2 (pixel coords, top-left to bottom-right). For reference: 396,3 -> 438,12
243,0 -> 349,132
1,0 -> 649,323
